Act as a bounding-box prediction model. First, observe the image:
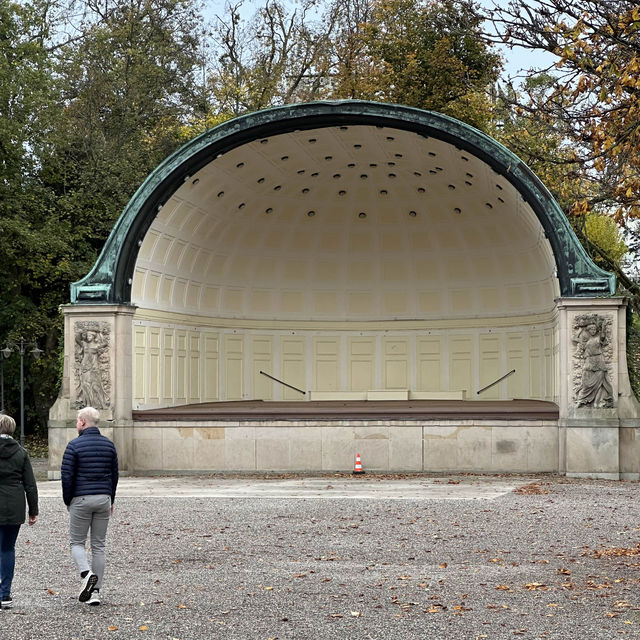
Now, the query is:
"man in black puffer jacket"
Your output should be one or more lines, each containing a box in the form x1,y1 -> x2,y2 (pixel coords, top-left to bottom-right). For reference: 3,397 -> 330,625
61,406 -> 118,606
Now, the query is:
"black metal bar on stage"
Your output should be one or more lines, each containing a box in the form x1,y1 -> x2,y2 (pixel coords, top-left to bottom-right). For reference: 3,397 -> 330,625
476,369 -> 516,395
259,370 -> 306,395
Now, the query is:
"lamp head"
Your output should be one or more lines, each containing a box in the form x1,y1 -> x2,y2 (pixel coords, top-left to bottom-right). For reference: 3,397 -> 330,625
1,347 -> 11,359
31,346 -> 43,360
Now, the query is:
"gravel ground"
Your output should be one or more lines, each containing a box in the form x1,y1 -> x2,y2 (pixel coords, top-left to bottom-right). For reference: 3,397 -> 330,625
2,475 -> 640,639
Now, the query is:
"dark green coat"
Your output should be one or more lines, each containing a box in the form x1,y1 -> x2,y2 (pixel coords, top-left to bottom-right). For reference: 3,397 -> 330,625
0,434 -> 39,524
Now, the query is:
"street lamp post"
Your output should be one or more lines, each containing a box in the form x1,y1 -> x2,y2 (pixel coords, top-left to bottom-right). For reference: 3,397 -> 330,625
2,338 -> 43,447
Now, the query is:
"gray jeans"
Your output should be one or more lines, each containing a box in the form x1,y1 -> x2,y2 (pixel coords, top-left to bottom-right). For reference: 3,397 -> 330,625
68,495 -> 111,589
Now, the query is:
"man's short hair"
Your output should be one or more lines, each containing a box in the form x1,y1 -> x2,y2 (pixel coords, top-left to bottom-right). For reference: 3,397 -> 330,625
77,406 -> 100,425
0,413 -> 16,435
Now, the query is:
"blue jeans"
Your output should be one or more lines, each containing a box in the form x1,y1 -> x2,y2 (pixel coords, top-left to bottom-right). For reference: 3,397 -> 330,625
0,524 -> 21,599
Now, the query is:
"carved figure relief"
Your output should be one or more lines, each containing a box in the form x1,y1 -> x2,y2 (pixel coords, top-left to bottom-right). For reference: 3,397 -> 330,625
74,321 -> 111,409
572,314 -> 614,409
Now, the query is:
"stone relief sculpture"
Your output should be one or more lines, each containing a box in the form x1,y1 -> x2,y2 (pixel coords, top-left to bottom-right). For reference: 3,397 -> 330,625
74,322 -> 111,409
572,314 -> 614,409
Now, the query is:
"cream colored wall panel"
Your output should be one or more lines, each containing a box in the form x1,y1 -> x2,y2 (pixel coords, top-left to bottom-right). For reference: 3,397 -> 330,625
162,329 -> 174,403
506,334 -> 526,399
382,261 -> 409,284
383,338 -> 409,389
167,239 -> 187,269
451,289 -> 473,315
417,337 -> 443,391
545,328 -> 555,400
348,291 -> 374,315
283,259 -> 308,282
281,290 -> 304,314
315,261 -> 341,282
479,334 -> 501,400
159,276 -> 174,305
145,271 -> 161,304
529,331 -> 543,399
450,336 -> 472,393
202,286 -> 219,311
224,335 -> 244,400
152,235 -> 172,264
139,230 -> 159,262
282,338 -> 305,400
252,336 -> 273,400
313,291 -> 339,315
314,338 -> 339,392
350,231 -> 374,252
179,245 -> 199,272
348,261 -> 372,283
223,288 -> 244,313
417,291 -> 442,314
480,288 -> 502,312
186,282 -> 201,309
382,291 -> 408,314
132,269 -> 145,301
189,333 -> 201,403
172,278 -> 187,307
149,327 -> 161,405
176,330 -> 187,404
250,290 -> 273,314
349,338 -> 374,391
203,333 -> 219,402
134,327 -> 146,403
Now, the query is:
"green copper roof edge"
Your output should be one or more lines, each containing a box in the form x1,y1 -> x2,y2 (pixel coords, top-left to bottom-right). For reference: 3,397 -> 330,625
70,100 -> 614,304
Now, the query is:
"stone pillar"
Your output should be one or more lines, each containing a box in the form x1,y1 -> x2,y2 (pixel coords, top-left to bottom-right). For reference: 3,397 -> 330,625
557,297 -> 640,479
48,304 -> 136,478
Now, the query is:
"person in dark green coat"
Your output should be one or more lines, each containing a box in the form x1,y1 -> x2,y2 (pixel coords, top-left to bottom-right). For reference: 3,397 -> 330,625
0,414 -> 38,609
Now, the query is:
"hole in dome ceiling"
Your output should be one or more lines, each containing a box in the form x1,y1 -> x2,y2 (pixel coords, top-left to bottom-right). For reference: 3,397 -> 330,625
358,212 -> 367,218
428,152 -> 436,157
339,190 -> 346,196
486,202 -> 493,209
418,187 -> 426,193
281,156 -> 289,161
340,126 -> 348,130
325,155 -> 333,160
302,188 -> 310,194
274,185 -> 282,191
260,139 -> 269,144
265,208 -> 273,214
192,178 -> 200,185
257,177 -> 265,183
461,156 -> 469,162
409,210 -> 417,217
394,153 -> 403,158
387,162 -> 396,166
333,174 -> 341,179
308,138 -> 317,143
307,210 -> 316,217
496,184 -> 503,190
369,163 -> 377,168
498,197 -> 505,203
386,136 -> 395,141
217,191 -> 224,197
429,170 -> 437,174
360,174 -> 368,179
435,166 -> 443,171
347,163 -> 356,168
354,144 -> 362,149
466,172 -> 474,178
454,207 -> 462,214
380,189 -> 388,195
388,173 -> 396,178
465,181 -> 472,186
448,184 -> 456,190
311,172 -> 319,177
236,162 -> 244,168
414,171 -> 422,177
297,169 -> 305,175
238,203 -> 245,209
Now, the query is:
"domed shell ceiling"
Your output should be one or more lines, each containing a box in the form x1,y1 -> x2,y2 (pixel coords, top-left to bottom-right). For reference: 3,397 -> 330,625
132,124 -> 559,321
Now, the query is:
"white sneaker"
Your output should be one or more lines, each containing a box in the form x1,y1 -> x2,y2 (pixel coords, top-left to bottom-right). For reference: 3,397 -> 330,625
79,572 -> 98,602
87,590 -> 101,606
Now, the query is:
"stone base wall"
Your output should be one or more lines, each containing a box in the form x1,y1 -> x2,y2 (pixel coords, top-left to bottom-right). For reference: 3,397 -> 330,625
47,419 -> 559,477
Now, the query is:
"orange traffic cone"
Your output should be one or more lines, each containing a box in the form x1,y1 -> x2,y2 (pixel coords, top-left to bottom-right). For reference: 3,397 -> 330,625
353,452 -> 365,475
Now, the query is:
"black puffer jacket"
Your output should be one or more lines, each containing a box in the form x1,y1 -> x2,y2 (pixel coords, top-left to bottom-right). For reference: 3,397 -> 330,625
0,434 -> 39,525
61,426 -> 118,506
